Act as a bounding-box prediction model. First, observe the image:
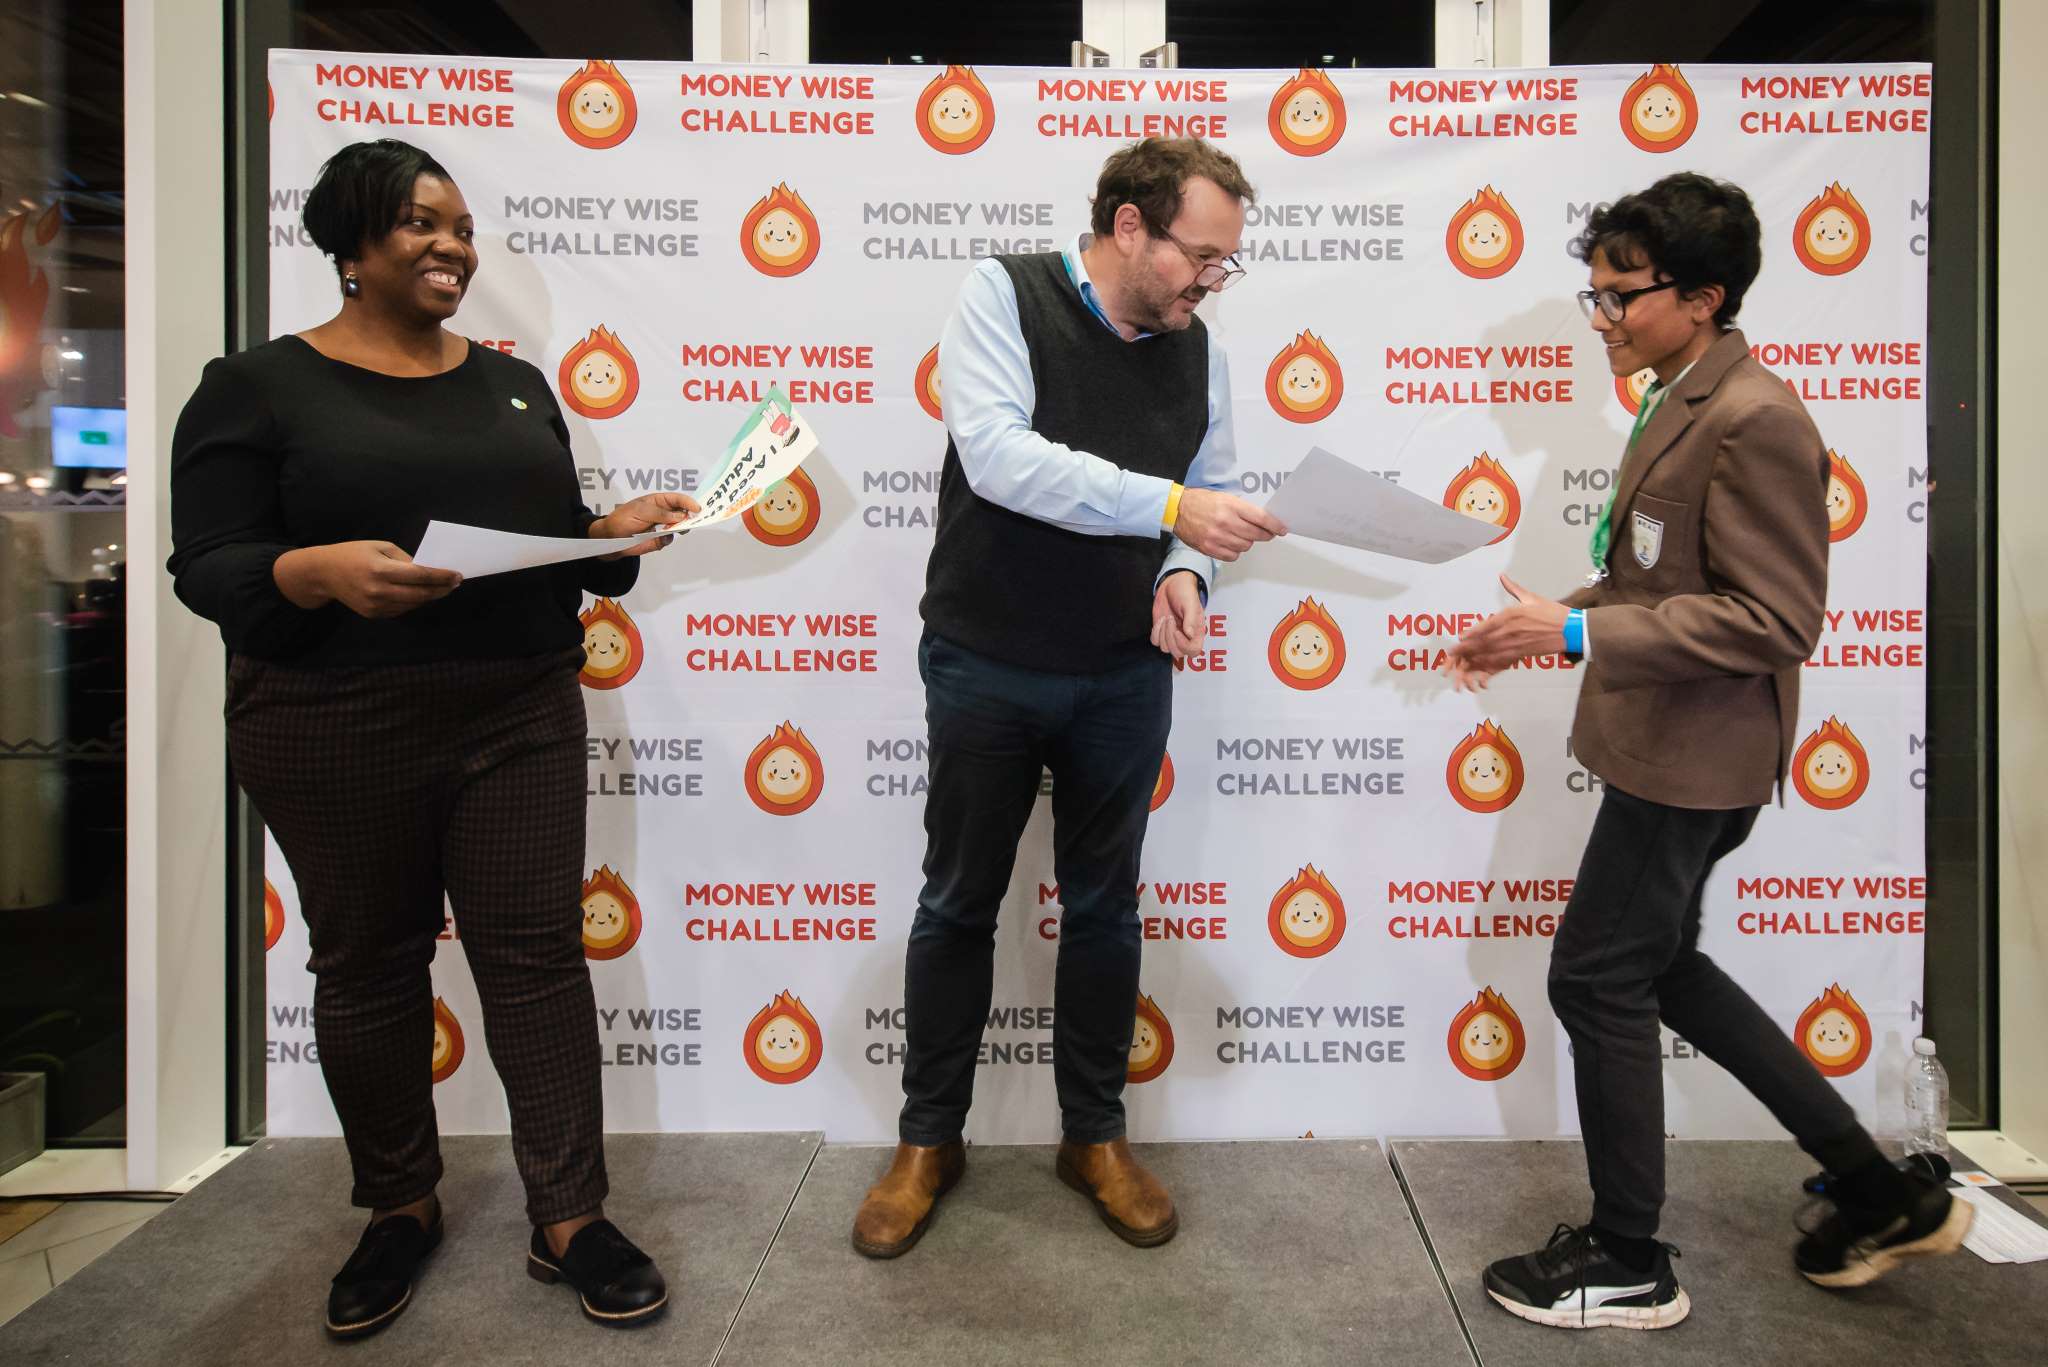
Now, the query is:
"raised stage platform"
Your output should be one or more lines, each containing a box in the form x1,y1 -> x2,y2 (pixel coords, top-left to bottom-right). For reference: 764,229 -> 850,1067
2,1136 -> 2042,1365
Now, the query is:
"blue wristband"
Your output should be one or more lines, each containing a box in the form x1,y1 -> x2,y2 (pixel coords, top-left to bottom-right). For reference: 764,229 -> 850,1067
1562,608 -> 1585,658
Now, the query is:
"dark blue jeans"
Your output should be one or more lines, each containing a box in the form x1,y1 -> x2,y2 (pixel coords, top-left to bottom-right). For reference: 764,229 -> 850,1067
899,630 -> 1172,1145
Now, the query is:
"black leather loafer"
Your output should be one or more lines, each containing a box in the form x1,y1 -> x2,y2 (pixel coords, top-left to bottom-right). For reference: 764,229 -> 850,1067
326,1202 -> 442,1339
527,1219 -> 668,1325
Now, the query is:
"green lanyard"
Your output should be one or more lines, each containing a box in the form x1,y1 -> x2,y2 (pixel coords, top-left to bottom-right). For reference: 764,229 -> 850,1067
1588,381 -> 1663,573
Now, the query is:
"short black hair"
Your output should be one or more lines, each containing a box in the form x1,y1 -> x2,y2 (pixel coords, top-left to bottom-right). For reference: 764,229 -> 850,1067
1569,172 -> 1760,327
301,139 -> 455,278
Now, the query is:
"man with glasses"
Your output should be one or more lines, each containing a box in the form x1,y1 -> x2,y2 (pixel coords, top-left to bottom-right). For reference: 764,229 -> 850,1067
852,138 -> 1284,1258
1446,172 -> 1966,1328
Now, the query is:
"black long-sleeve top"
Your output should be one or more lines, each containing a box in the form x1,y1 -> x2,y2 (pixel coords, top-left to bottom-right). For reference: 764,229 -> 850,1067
167,336 -> 636,666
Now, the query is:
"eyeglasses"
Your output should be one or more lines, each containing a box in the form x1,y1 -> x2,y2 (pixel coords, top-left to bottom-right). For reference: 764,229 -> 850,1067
1155,227 -> 1247,292
1577,280 -> 1678,322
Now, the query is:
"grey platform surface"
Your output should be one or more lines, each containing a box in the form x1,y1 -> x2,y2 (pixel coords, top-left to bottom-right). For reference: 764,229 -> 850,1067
1395,1138 -> 2048,1367
0,1131 -> 822,1367
718,1140 -> 1467,1367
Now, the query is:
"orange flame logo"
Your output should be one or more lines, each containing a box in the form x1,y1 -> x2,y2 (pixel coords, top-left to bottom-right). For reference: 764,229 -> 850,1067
743,467 -> 822,547
1447,721 -> 1524,813
1268,68 -> 1347,156
1445,186 -> 1524,279
745,722 -> 824,816
916,65 -> 994,154
578,597 -> 643,689
1442,454 -> 1521,545
1267,597 -> 1347,690
0,201 -> 60,438
1447,987 -> 1526,1081
1264,330 -> 1344,423
1825,450 -> 1868,542
744,990 -> 823,1084
431,997 -> 465,1084
1792,716 -> 1870,809
1793,183 -> 1871,276
263,878 -> 285,952
556,59 -> 638,149
1150,750 -> 1175,812
1128,993 -> 1175,1084
740,183 -> 821,278
580,864 -> 643,961
1267,865 -> 1346,959
913,343 -> 943,421
1795,983 -> 1872,1077
1614,365 -> 1659,415
556,325 -> 640,420
1620,64 -> 1698,152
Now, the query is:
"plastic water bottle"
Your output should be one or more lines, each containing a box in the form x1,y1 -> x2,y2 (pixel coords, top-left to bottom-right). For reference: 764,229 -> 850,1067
1903,1037 -> 1949,1158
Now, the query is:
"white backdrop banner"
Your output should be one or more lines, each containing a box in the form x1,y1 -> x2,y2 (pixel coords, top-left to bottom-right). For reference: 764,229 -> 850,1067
261,53 -> 1932,1144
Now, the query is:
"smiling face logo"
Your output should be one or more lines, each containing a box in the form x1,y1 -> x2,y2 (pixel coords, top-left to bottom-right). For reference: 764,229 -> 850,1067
556,59 -> 638,148
1792,716 -> 1871,809
1150,750 -> 1175,812
1615,365 -> 1659,415
1128,993 -> 1176,1084
1447,721 -> 1524,813
744,990 -> 823,1084
1620,64 -> 1698,152
263,878 -> 285,951
1443,454 -> 1521,545
556,325 -> 640,421
578,597 -> 643,690
1793,183 -> 1872,276
743,467 -> 822,547
740,183 -> 821,278
579,864 -> 642,961
1267,865 -> 1346,959
430,997 -> 465,1084
1445,186 -> 1524,279
1795,983 -> 1873,1077
744,722 -> 824,816
1267,597 -> 1347,691
913,343 -> 944,421
1447,987 -> 1526,1081
1267,68 -> 1347,156
916,65 -> 994,154
1825,450 -> 1868,542
1264,330 -> 1344,423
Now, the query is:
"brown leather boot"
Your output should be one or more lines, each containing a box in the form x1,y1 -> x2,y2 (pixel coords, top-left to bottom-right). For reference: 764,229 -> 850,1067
850,1140 -> 966,1259
1055,1137 -> 1179,1247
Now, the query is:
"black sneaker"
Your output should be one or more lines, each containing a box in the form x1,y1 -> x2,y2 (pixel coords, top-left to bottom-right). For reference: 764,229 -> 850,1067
1795,1162 -> 1974,1288
325,1201 -> 442,1339
527,1219 -> 668,1325
1484,1224 -> 1690,1330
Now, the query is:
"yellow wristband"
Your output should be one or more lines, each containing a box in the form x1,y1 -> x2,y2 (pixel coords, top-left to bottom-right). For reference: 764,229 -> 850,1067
1163,482 -> 1185,531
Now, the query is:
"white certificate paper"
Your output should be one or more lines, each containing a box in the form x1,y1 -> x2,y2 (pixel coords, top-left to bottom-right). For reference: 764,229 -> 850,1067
413,388 -> 821,578
1263,446 -> 1504,564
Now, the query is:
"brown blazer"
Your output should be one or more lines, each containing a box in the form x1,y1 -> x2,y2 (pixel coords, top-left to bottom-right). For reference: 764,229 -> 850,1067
1564,328 -> 1830,810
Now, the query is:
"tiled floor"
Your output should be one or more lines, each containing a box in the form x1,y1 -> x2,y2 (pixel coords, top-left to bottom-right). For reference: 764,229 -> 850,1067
0,1198 -> 171,1328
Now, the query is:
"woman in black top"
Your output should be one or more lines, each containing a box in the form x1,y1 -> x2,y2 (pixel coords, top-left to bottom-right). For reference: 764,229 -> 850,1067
169,140 -> 681,1336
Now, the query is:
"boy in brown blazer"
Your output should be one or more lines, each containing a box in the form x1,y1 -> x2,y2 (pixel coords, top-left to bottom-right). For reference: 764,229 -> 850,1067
1448,173 -> 1967,1330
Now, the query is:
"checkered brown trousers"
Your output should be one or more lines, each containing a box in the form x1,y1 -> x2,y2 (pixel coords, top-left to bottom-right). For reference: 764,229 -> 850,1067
229,647 -> 607,1224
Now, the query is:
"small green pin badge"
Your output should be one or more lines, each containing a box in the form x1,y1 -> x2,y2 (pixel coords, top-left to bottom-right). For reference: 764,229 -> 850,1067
511,397 -> 528,410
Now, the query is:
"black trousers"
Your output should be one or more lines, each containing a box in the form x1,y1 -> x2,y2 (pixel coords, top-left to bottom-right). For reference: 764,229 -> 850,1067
899,631 -> 1172,1145
1550,786 -> 1883,1239
229,648 -> 608,1225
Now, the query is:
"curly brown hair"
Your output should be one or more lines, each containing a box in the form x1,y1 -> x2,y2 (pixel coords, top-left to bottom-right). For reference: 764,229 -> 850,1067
1088,138 -> 1256,239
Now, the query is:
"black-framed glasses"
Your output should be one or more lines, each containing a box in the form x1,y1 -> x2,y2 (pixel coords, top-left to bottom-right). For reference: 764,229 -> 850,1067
1577,280 -> 1678,322
1156,227 -> 1247,292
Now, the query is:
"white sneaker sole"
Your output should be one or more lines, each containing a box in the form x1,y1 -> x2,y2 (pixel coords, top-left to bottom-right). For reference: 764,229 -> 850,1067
1487,1285 -> 1691,1330
1803,1196 -> 1976,1289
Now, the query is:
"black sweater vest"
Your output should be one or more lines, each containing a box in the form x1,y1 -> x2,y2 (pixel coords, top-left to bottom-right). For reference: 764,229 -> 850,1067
919,251 -> 1209,673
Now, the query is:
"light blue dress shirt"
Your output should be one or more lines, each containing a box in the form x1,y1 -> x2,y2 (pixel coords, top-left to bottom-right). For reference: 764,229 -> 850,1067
935,231 -> 1232,595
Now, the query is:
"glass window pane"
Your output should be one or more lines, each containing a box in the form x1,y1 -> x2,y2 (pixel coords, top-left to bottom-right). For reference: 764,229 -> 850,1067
0,0 -> 127,1147
809,1 -> 1081,66
1551,0 -> 1932,63
1169,0 -> 1434,68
